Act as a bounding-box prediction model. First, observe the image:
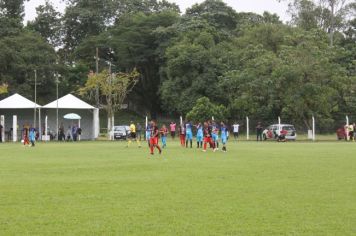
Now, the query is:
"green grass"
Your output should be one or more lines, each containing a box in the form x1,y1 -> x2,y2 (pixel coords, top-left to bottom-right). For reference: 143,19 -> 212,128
0,140 -> 355,235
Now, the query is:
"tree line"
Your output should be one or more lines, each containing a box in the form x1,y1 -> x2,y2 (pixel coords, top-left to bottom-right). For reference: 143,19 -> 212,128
0,0 -> 355,130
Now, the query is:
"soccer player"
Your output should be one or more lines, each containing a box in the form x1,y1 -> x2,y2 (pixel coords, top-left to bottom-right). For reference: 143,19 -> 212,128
149,120 -> 162,155
127,121 -> 141,148
22,125 -> 30,146
29,127 -> 36,147
178,124 -> 185,147
220,122 -> 228,152
170,122 -> 176,140
160,124 -> 168,148
212,122 -> 219,150
185,121 -> 193,148
203,122 -> 215,152
196,123 -> 203,148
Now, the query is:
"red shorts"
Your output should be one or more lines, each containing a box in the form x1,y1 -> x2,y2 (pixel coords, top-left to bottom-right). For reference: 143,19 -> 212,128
204,137 -> 212,143
150,137 -> 158,145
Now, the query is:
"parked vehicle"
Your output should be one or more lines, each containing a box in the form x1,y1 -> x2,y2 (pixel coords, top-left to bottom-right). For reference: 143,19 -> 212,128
263,124 -> 297,141
113,126 -> 128,140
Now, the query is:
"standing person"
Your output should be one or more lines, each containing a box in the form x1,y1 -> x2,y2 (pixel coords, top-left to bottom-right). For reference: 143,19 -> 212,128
0,123 -> 3,143
353,123 -> 356,141
66,126 -> 72,141
185,121 -> 193,148
221,122 -> 228,152
136,123 -> 142,141
344,123 -> 349,141
170,122 -> 176,140
196,123 -> 203,148
160,124 -> 168,148
72,125 -> 78,141
212,122 -> 219,150
22,125 -> 30,146
29,127 -> 36,147
59,123 -> 65,141
203,122 -> 215,152
149,120 -> 162,155
256,122 -> 263,141
178,124 -> 185,147
232,122 -> 240,140
349,123 -> 354,142
127,121 -> 141,148
145,123 -> 151,147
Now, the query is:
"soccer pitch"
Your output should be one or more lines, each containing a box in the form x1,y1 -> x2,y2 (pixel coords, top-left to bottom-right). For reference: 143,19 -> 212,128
1,141 -> 355,235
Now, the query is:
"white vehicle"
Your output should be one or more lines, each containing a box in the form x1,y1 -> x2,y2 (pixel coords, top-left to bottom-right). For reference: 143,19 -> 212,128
263,124 -> 297,141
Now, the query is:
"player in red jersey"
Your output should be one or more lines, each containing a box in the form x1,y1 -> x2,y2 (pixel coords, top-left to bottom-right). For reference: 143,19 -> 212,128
203,121 -> 215,152
149,120 -> 162,155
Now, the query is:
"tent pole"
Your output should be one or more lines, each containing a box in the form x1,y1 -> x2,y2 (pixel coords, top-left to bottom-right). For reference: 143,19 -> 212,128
0,115 -> 4,142
38,108 -> 41,141
45,116 -> 48,142
13,115 -> 17,142
78,119 -> 81,141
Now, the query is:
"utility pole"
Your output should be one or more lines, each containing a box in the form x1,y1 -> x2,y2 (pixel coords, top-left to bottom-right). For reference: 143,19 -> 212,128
56,73 -> 59,141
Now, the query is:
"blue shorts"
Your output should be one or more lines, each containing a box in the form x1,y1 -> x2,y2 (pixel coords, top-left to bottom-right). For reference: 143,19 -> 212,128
186,132 -> 193,140
212,134 -> 219,142
221,136 -> 227,144
146,132 -> 150,140
196,135 -> 203,142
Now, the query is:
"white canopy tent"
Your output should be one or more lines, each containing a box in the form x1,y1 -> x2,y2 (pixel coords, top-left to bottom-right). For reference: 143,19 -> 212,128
42,94 -> 99,140
0,93 -> 42,142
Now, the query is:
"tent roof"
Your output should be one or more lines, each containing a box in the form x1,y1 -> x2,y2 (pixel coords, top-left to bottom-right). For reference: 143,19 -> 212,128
0,93 -> 41,109
43,94 -> 95,109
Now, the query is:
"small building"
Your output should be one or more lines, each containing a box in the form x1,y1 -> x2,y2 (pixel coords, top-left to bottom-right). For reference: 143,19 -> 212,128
42,94 -> 99,140
0,93 -> 42,142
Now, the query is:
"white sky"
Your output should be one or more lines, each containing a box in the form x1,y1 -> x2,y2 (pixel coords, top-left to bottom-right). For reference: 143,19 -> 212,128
24,0 -> 291,22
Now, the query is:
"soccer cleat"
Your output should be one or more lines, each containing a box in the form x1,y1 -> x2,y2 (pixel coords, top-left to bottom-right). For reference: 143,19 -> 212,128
202,150 -> 206,152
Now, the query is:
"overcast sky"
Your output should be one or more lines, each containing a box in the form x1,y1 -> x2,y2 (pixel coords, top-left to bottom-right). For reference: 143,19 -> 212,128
24,0 -> 291,22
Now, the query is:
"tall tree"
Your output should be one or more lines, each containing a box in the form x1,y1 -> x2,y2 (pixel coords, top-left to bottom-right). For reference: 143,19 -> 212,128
80,69 -> 139,135
75,11 -> 179,117
27,0 -> 63,47
0,0 -> 27,19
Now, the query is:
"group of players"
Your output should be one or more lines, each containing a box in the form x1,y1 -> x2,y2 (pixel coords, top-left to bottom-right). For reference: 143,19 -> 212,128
128,120 -> 229,155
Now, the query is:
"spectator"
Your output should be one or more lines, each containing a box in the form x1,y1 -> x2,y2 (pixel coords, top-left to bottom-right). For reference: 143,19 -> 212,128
349,123 -> 354,141
137,123 -> 142,141
66,126 -> 72,141
59,123 -> 65,141
232,122 -> 240,140
72,125 -> 78,141
278,128 -> 288,142
256,122 -> 263,141
0,123 -> 2,143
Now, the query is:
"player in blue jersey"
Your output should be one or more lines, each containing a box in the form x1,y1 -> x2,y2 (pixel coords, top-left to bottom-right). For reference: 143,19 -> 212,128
145,123 -> 151,147
196,123 -> 204,148
220,122 -> 228,152
185,121 -> 193,148
211,122 -> 219,150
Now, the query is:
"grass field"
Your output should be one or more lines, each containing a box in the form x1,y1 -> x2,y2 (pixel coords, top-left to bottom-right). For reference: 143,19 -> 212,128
1,140 -> 356,235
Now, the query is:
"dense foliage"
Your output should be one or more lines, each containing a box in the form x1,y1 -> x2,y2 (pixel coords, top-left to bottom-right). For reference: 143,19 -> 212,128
0,0 -> 355,129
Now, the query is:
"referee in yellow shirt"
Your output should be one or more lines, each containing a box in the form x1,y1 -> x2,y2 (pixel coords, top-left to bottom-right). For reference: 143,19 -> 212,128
127,121 -> 141,147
